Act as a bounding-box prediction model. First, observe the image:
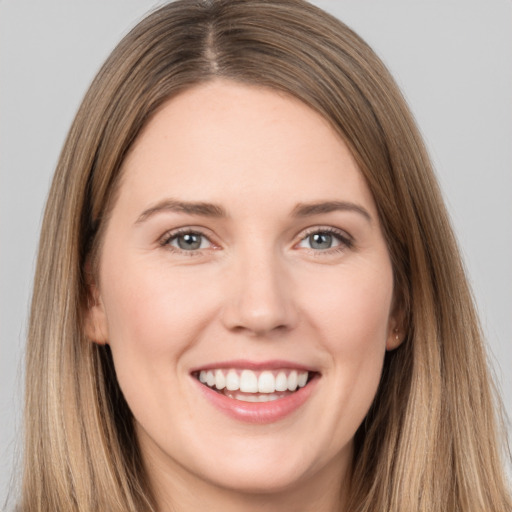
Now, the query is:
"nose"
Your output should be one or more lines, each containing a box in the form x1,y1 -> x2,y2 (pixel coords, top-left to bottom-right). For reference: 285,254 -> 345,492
220,248 -> 298,337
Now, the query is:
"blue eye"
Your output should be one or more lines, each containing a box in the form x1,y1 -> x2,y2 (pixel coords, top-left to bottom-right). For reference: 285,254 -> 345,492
164,231 -> 211,251
297,229 -> 351,251
308,232 -> 338,250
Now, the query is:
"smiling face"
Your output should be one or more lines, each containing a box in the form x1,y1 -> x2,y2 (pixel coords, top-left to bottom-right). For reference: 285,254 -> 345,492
85,80 -> 400,509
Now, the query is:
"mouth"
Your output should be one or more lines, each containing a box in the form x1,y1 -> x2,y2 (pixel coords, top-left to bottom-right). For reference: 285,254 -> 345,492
192,367 -> 318,403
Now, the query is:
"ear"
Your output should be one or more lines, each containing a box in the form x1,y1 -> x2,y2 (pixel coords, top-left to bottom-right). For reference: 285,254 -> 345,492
386,323 -> 404,351
386,300 -> 406,351
83,262 -> 109,345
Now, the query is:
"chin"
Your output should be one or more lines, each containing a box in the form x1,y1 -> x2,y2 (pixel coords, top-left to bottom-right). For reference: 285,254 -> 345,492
183,433 -> 349,497
199,459 -> 317,495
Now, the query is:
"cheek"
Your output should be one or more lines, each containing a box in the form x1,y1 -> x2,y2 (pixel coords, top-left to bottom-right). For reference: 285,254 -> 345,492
300,259 -> 393,411
304,261 -> 393,350
97,257 -> 223,431
100,257 -> 221,368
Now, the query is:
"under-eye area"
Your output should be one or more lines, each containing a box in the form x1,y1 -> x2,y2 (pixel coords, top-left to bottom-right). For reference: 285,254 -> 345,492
193,369 -> 319,402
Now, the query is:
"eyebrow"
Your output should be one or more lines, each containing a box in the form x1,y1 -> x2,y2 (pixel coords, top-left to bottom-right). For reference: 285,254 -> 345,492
291,201 -> 372,223
135,198 -> 372,224
136,199 -> 227,223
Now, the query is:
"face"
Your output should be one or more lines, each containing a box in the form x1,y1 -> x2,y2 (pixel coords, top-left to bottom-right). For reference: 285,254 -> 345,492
86,80 -> 400,504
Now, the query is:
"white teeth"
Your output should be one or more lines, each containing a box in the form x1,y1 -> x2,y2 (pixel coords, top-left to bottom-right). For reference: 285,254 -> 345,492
226,370 -> 240,391
215,369 -> 226,390
258,371 -> 275,393
240,394 -> 259,402
297,371 -> 308,388
240,370 -> 259,393
206,371 -> 215,387
226,391 -> 285,402
198,368 -> 310,394
287,370 -> 298,391
256,394 -> 280,402
275,371 -> 288,392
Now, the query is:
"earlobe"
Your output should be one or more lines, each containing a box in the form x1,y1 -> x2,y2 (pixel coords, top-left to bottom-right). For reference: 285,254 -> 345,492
386,326 -> 404,351
84,289 -> 109,345
83,264 -> 109,345
386,293 -> 407,351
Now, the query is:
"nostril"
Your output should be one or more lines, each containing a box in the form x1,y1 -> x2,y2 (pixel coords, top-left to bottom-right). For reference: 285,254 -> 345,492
232,322 -> 290,337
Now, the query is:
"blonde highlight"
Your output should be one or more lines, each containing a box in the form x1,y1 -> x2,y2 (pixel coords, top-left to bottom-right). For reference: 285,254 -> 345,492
21,1 -> 511,511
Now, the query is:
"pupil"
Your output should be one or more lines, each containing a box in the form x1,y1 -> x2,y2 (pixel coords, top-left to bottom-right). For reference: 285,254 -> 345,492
310,233 -> 332,250
178,233 -> 201,250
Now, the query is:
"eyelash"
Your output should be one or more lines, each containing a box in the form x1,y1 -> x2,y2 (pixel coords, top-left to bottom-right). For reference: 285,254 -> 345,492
297,227 -> 354,254
159,228 -> 216,256
159,226 -> 353,255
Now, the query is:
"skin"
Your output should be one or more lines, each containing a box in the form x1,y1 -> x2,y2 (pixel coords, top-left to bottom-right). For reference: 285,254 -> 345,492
85,80 -> 401,512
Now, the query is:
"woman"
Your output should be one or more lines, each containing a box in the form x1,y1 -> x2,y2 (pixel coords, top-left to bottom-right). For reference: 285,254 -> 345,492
19,0 -> 511,510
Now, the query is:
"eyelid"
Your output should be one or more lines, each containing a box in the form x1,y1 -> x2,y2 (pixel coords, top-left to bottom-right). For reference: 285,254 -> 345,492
159,226 -> 219,253
295,226 -> 354,250
158,225 -> 353,255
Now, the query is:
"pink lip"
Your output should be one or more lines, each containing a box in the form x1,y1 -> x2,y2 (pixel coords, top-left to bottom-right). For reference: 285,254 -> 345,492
193,372 -> 319,424
190,359 -> 315,373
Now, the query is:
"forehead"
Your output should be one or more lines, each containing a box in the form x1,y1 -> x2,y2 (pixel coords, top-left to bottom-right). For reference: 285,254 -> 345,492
117,79 -> 377,218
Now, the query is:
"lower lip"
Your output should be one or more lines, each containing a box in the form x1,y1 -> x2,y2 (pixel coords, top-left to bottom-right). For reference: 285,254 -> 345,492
194,376 -> 318,424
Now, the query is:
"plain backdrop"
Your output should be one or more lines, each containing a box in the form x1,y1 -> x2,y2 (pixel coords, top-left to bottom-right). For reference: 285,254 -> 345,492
1,0 -> 511,504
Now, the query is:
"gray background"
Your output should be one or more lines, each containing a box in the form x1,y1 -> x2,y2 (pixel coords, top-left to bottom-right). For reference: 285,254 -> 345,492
1,0 -> 511,504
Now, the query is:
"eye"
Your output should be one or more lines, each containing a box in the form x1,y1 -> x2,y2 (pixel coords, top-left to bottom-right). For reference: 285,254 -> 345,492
296,228 -> 352,251
305,232 -> 339,250
161,230 -> 213,252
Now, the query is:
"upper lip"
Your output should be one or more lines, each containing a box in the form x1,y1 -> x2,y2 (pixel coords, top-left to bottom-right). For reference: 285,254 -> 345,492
189,359 -> 318,373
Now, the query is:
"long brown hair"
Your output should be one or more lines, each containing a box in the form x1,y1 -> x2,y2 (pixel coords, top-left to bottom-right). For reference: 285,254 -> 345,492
22,1 -> 511,510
